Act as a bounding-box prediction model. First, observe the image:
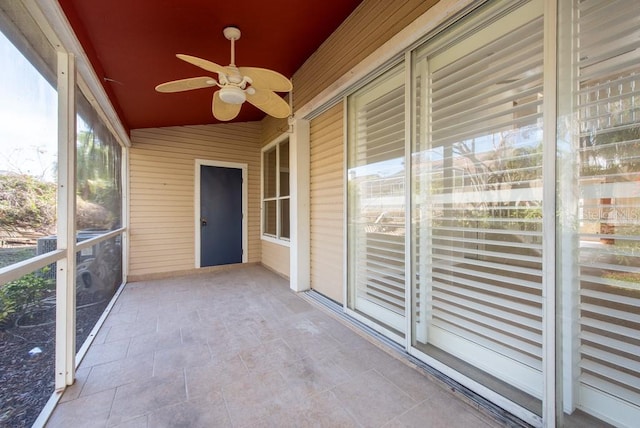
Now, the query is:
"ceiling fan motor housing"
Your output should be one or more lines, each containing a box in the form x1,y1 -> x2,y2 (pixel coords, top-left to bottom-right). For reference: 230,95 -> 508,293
219,86 -> 246,104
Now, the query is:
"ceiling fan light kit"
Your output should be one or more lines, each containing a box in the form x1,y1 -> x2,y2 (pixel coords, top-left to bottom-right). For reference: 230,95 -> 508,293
219,86 -> 246,104
155,26 -> 293,121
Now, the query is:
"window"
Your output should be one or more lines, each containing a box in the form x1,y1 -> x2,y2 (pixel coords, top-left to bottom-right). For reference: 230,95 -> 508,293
262,137 -> 290,241
558,0 -> 640,424
75,89 -> 123,351
76,90 -> 123,231
342,0 -> 640,425
0,7 -> 59,426
410,0 -> 545,413
347,64 -> 406,338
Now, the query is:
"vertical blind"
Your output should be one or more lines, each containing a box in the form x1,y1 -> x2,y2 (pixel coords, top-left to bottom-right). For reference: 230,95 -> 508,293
575,0 -> 640,419
348,66 -> 406,335
413,0 -> 545,399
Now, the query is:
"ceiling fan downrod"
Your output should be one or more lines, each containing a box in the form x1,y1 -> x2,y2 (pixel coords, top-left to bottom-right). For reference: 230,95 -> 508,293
223,26 -> 241,67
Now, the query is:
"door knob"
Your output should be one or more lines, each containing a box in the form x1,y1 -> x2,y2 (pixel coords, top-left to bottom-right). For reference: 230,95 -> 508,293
201,217 -> 207,226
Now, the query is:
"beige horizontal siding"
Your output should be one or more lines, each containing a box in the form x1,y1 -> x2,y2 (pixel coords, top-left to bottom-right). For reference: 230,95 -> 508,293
129,123 -> 262,277
261,240 -> 290,279
126,0 -> 437,281
310,103 -> 344,303
261,114 -> 288,148
292,0 -> 438,111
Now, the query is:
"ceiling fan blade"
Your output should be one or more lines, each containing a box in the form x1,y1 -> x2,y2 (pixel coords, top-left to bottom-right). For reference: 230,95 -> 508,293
212,91 -> 242,121
246,88 -> 291,118
155,76 -> 217,93
177,54 -> 228,75
238,67 -> 292,92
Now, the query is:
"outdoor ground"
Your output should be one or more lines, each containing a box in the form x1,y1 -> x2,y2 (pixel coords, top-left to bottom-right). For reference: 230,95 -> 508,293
1,246 -> 108,427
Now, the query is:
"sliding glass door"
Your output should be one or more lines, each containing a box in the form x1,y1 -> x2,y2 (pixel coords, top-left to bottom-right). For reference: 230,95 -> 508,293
344,0 -> 640,425
558,0 -> 640,425
411,0 -> 545,414
347,65 -> 406,339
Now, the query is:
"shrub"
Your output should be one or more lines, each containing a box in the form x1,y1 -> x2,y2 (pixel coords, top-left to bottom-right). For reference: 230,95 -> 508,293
0,268 -> 54,327
0,173 -> 56,236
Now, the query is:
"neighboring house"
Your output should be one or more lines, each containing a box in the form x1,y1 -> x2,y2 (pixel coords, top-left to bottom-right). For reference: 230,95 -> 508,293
1,0 -> 638,427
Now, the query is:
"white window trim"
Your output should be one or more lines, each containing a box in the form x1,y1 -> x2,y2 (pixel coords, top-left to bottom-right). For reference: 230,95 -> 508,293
261,133 -> 291,246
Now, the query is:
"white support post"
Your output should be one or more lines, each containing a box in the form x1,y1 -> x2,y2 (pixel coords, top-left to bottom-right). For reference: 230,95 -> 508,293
55,51 -> 77,391
121,146 -> 130,283
289,119 -> 311,292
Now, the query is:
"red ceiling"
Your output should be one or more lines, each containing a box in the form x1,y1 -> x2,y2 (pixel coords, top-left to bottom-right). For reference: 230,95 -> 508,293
58,0 -> 363,131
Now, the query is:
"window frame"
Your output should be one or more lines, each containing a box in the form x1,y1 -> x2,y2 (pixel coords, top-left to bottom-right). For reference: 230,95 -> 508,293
0,1 -> 130,425
346,63 -> 407,341
261,133 -> 291,245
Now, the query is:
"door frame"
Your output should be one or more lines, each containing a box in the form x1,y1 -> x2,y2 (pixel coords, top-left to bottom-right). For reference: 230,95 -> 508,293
194,159 -> 248,268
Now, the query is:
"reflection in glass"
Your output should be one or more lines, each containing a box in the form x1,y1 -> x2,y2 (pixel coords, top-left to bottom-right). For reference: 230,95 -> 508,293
74,90 -> 123,354
280,198 -> 290,239
411,2 -> 544,414
347,64 -> 406,338
279,140 -> 290,197
263,146 -> 277,199
76,90 -> 122,232
75,236 -> 122,351
264,200 -> 277,236
557,1 -> 640,423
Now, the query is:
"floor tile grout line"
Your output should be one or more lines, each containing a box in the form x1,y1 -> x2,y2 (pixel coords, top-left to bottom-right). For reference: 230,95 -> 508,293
373,366 -> 422,404
220,385 -> 236,428
335,395 -> 367,428
105,383 -> 118,425
183,368 -> 189,401
381,397 -> 429,428
74,365 -> 93,400
151,348 -> 157,377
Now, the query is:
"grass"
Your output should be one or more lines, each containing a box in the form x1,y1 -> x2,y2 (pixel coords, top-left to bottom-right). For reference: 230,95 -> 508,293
0,247 -> 36,270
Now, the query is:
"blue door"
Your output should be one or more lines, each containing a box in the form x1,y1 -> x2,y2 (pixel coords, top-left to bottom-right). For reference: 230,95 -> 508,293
200,165 -> 243,266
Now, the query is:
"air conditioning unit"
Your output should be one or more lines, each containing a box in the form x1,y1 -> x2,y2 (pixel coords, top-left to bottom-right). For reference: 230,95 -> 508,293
36,236 -> 57,279
36,230 -> 108,280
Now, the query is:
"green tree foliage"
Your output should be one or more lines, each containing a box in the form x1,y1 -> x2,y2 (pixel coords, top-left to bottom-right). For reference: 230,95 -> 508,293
580,126 -> 640,177
76,129 -> 122,229
0,173 -> 56,235
0,268 -> 53,327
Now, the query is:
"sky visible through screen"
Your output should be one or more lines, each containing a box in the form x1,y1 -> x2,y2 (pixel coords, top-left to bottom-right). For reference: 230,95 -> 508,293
0,30 -> 57,182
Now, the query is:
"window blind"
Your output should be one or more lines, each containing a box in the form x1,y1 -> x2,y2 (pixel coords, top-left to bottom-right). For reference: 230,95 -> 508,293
348,66 -> 406,335
575,0 -> 640,418
413,3 -> 545,398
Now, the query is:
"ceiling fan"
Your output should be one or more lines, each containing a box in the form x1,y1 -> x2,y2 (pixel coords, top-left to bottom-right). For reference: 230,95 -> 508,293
155,26 -> 292,121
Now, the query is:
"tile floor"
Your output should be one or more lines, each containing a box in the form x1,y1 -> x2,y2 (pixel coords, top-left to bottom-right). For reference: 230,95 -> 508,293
46,265 -> 503,428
